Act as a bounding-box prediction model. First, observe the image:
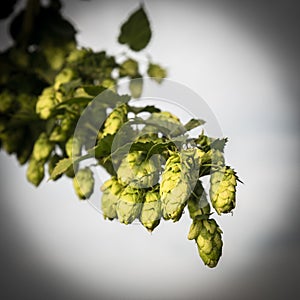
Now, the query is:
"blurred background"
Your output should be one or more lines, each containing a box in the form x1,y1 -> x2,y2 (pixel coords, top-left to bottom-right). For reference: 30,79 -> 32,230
0,0 -> 299,299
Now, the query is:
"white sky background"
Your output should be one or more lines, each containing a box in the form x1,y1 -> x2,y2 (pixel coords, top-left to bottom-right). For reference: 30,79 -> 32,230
0,1 -> 299,299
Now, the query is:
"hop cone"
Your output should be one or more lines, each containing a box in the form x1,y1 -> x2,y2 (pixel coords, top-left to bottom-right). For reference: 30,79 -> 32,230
65,136 -> 81,158
32,133 -> 53,162
116,185 -> 143,225
36,87 -> 57,119
26,158 -> 45,187
73,168 -> 94,199
188,218 -> 223,268
119,59 -> 138,77
102,104 -> 127,137
54,68 -> 76,90
140,186 -> 161,232
210,166 -> 237,215
147,63 -> 167,84
49,117 -> 75,142
160,149 -> 200,221
144,111 -> 183,136
117,151 -> 160,189
101,177 -> 123,220
129,77 -> 143,98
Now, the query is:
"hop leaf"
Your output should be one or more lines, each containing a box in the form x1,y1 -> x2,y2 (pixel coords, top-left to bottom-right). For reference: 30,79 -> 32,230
209,166 -> 238,214
116,185 -> 144,224
101,177 -> 124,220
48,154 -> 63,181
73,168 -> 95,199
118,6 -> 152,51
140,186 -> 161,232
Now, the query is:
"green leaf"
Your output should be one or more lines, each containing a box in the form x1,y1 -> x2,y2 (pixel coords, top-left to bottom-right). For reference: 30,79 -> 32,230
127,105 -> 160,114
211,138 -> 228,152
50,158 -> 73,180
184,119 -> 205,131
89,134 -> 115,158
55,97 -> 93,109
118,5 -> 152,51
94,90 -> 131,107
111,141 -> 156,161
83,85 -> 107,97
145,141 -> 177,160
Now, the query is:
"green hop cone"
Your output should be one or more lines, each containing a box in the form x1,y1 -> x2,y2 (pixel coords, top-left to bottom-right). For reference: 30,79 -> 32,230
147,63 -> 167,84
49,117 -> 75,142
26,158 -> 45,187
54,68 -> 76,90
140,186 -> 161,232
73,168 -> 95,199
129,77 -> 143,98
160,149 -> 200,221
187,180 -> 211,220
66,48 -> 89,63
32,133 -> 53,162
117,151 -> 160,189
119,59 -> 139,77
101,177 -> 123,220
194,218 -> 223,268
210,166 -> 237,215
36,87 -> 57,119
65,136 -> 81,158
102,103 -> 127,137
116,185 -> 144,225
